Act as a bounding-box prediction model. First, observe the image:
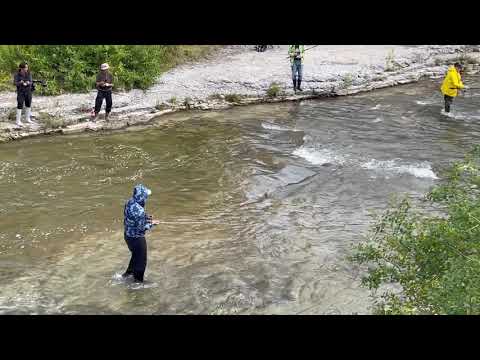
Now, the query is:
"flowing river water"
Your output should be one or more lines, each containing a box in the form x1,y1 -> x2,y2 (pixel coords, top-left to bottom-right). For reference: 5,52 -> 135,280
1,76 -> 480,314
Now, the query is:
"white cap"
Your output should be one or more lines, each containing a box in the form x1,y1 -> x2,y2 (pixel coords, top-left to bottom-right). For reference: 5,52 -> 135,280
100,63 -> 110,70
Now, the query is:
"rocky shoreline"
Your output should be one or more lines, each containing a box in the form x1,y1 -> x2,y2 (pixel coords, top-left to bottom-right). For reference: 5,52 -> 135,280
0,45 -> 478,143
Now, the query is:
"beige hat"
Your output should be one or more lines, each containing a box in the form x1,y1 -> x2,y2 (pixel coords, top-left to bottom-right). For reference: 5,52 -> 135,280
100,63 -> 110,70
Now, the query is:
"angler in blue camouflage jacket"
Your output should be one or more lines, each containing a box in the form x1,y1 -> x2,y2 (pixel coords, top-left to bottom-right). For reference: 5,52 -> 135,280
122,184 -> 159,282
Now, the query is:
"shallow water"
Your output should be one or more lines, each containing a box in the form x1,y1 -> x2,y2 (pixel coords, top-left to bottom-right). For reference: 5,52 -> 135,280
1,76 -> 480,314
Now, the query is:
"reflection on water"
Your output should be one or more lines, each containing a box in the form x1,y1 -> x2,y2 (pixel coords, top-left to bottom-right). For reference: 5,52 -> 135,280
1,76 -> 480,314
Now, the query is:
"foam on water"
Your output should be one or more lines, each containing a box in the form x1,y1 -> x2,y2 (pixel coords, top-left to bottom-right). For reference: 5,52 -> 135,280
416,100 -> 430,105
439,110 -> 473,120
128,282 -> 159,290
110,273 -> 158,289
293,146 -> 344,166
361,159 -> 438,179
261,122 -> 300,132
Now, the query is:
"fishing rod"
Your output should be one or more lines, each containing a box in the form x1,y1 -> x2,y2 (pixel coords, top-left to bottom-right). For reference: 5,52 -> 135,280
285,45 -> 320,59
31,79 -> 47,92
450,87 -> 480,90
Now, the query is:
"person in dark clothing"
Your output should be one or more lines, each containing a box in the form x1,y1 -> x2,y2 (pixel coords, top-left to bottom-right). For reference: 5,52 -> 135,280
92,63 -> 113,122
13,62 -> 34,127
123,184 -> 159,283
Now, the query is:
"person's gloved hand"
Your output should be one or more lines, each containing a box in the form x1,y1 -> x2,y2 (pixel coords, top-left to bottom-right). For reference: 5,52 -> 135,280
464,85 -> 470,90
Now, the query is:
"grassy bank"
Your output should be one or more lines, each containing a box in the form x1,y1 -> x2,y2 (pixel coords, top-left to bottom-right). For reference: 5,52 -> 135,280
0,45 -> 220,95
350,146 -> 480,315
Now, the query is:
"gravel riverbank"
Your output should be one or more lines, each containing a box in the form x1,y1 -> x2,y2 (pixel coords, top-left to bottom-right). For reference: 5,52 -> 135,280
0,45 -> 478,142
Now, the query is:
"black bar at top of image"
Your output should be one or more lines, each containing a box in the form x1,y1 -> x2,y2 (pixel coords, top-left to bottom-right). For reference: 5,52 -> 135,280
0,4 -> 479,44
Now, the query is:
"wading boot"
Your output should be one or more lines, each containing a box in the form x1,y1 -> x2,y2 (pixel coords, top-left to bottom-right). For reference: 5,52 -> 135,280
16,109 -> 24,127
25,107 -> 34,124
297,79 -> 303,92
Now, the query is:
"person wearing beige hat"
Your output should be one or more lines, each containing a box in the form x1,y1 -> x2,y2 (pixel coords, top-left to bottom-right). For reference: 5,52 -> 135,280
92,63 -> 114,121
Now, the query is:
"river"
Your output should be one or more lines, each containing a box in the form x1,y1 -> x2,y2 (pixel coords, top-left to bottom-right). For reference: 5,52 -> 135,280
1,75 -> 480,314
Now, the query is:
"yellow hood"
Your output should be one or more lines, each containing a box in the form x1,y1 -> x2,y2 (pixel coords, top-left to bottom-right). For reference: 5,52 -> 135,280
441,66 -> 464,97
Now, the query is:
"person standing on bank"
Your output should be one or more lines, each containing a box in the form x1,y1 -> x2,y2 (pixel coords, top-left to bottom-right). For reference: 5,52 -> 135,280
123,184 -> 160,283
13,62 -> 34,127
289,45 -> 305,93
92,63 -> 113,122
441,62 -> 468,113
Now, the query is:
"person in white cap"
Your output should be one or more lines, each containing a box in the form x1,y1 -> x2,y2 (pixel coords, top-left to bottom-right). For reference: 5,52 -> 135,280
92,63 -> 114,121
13,62 -> 35,127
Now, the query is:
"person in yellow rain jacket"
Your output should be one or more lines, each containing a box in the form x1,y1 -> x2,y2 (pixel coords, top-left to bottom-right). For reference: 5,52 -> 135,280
441,62 -> 468,113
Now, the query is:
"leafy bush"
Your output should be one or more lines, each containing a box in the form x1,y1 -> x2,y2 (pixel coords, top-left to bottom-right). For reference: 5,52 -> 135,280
207,93 -> 224,101
350,145 -> 480,315
183,97 -> 193,109
39,112 -> 65,129
224,94 -> 242,103
341,73 -> 354,88
267,82 -> 281,97
0,45 -> 218,95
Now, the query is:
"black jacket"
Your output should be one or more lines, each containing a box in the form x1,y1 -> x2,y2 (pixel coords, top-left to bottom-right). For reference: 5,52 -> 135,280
14,72 -> 33,93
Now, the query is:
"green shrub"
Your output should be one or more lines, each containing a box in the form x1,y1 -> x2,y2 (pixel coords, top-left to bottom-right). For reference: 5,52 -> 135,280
207,93 -> 224,101
267,82 -> 281,97
183,97 -> 193,109
224,94 -> 242,103
0,45 -> 219,95
350,145 -> 480,314
0,71 -> 13,91
342,73 -> 354,88
38,112 -> 65,129
168,96 -> 177,105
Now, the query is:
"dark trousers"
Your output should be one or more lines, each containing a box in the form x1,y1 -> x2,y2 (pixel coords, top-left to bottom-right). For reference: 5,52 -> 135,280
444,95 -> 454,113
95,90 -> 112,114
17,91 -> 32,109
124,234 -> 147,282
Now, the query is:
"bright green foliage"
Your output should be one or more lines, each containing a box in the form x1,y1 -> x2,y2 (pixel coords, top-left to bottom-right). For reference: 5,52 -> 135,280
0,45 -> 217,95
350,145 -> 480,314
